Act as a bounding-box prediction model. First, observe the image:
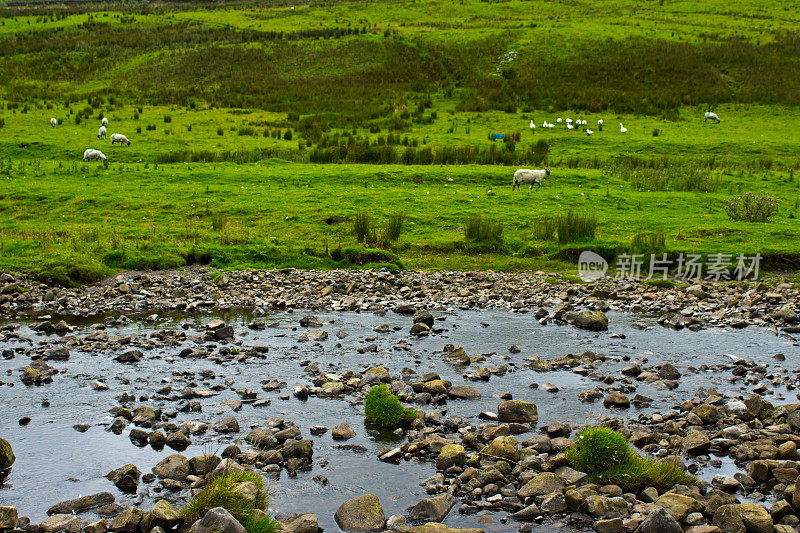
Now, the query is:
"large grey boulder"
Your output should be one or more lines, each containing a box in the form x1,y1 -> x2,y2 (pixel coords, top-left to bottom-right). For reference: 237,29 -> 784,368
188,508 -> 246,533
407,494 -> 457,522
635,508 -> 682,533
152,454 -> 190,481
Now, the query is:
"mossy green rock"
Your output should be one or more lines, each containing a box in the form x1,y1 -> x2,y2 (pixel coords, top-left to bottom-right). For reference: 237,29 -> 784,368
0,438 -> 14,471
713,503 -> 773,533
654,493 -> 702,522
518,472 -> 565,499
140,500 -> 181,532
334,494 -> 385,532
481,436 -> 519,462
436,444 -> 466,470
497,400 -> 538,423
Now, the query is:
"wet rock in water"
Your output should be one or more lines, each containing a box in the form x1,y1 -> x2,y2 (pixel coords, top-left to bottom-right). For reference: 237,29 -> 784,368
279,513 -> 320,533
152,454 -> 190,481
208,459 -> 250,482
140,500 -> 181,532
212,417 -> 240,434
410,524 -> 485,533
165,430 -> 191,448
682,430 -> 711,455
518,473 -> 565,499
566,310 -> 609,331
188,507 -> 246,533
408,493 -> 457,522
310,425 -> 328,436
0,438 -> 14,472
657,363 -> 682,380
448,385 -> 481,400
40,514 -> 81,533
245,430 -> 278,450
115,350 -> 142,363
412,310 -> 434,328
0,506 -> 19,530
47,493 -> 115,515
332,424 -> 356,440
436,444 -> 466,470
299,329 -> 328,342
636,508 -> 682,533
190,455 -> 221,476
603,392 -> 630,409
299,316 -> 323,328
43,347 -> 70,361
82,520 -> 106,533
497,400 -> 538,423
578,389 -> 603,402
334,493 -> 385,532
654,493 -> 702,522
713,503 -> 773,533
510,503 -> 541,522
105,464 -> 140,493
410,323 -> 430,336
481,436 -> 519,462
508,345 -> 521,354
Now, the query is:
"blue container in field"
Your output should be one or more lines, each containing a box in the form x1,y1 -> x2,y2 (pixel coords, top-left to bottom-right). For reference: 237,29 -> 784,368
492,134 -> 504,140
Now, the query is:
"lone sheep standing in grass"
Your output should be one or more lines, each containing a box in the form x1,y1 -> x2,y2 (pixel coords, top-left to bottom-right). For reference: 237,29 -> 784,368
101,117 -> 108,126
513,168 -> 550,191
98,126 -> 106,139
110,133 -> 131,146
82,148 -> 107,162
50,118 -> 57,128
704,111 -> 720,123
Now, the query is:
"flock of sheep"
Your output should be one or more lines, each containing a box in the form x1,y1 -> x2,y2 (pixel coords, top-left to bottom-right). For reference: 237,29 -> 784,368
50,115 -> 130,162
515,111 -> 721,191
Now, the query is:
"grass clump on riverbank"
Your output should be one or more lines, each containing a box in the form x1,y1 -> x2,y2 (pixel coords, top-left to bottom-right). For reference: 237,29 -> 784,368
364,384 -> 418,428
565,426 -> 696,491
181,472 -> 279,533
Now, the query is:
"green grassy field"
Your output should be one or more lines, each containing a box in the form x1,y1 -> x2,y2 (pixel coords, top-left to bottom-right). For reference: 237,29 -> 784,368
1,0 -> 799,283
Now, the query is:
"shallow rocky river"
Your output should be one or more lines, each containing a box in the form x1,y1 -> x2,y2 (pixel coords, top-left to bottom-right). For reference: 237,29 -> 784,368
1,306 -> 797,532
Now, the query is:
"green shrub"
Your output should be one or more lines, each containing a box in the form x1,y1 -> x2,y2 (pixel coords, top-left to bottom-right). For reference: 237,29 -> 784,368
566,426 -> 696,491
532,216 -> 557,241
556,210 -> 597,243
163,115 -> 172,123
464,214 -> 503,244
644,279 -> 676,288
565,426 -> 632,474
181,472 -> 279,533
724,193 -> 778,222
364,384 -> 417,428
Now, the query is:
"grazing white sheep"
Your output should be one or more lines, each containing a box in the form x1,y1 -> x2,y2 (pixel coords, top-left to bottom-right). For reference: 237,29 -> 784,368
512,168 -> 550,191
548,123 -> 555,129
50,117 -> 57,128
567,123 -> 574,130
542,121 -> 549,128
101,117 -> 108,126
98,126 -> 107,139
529,120 -> 535,129
620,123 -> 627,133
556,118 -> 562,124
586,129 -> 594,135
597,119 -> 604,125
110,133 -> 131,146
704,111 -> 720,123
566,118 -> 573,124
82,148 -> 107,162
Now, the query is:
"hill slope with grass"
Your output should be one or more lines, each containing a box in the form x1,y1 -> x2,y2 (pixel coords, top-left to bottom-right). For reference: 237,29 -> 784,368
1,0 -> 799,283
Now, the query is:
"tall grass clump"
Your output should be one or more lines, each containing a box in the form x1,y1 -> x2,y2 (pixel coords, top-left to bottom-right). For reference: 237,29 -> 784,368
557,210 -> 597,243
532,216 -> 557,241
464,214 -> 503,244
385,213 -> 404,241
364,384 -> 418,428
181,472 -> 279,533
629,168 -> 669,191
566,426 -> 696,491
353,211 -> 374,243
672,166 -> 719,192
724,193 -> 779,222
631,228 -> 666,254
